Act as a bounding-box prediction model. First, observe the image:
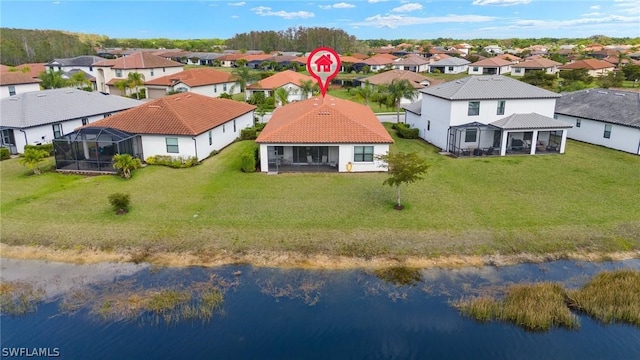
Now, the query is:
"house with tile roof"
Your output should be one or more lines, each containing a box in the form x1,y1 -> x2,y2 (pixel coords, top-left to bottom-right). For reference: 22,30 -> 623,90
1,89 -> 141,154
558,59 -> 615,77
353,54 -> 397,73
53,93 -> 256,172
468,57 -> 512,75
403,75 -> 572,157
2,63 -> 47,79
144,68 -> 241,99
510,57 -> 561,77
46,56 -> 106,82
245,70 -> 315,104
428,57 -> 470,74
0,72 -> 41,98
555,89 -> 640,155
393,55 -> 430,73
92,52 -> 184,95
256,97 -> 393,173
360,70 -> 441,105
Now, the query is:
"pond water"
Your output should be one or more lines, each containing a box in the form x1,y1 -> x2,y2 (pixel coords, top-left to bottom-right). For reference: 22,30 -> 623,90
1,258 -> 639,359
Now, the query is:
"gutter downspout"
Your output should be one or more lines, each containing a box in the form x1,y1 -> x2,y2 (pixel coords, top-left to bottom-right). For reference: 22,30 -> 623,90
19,129 -> 28,153
192,137 -> 198,161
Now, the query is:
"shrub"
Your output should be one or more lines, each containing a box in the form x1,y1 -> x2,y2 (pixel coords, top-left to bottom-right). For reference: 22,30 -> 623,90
254,122 -> 267,132
24,143 -> 54,156
240,127 -> 258,140
219,92 -> 232,99
144,155 -> 199,168
241,145 -> 257,173
397,126 -> 419,139
108,193 -> 130,212
0,147 -> 10,161
209,149 -> 219,158
391,123 -> 408,130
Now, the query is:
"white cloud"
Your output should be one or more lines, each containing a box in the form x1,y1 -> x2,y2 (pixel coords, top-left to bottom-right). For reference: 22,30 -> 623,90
231,15 -> 239,18
251,6 -> 315,19
391,3 -> 423,12
590,5 -> 601,9
582,12 -> 603,16
368,0 -> 389,3
352,13 -> 496,28
614,0 -> 640,14
320,2 -> 355,10
472,0 -> 531,6
228,2 -> 245,6
509,14 -> 638,29
52,1 -> 60,4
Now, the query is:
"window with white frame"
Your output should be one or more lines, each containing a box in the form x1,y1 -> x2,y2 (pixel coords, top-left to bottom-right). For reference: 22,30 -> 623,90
166,137 -> 179,153
8,85 -> 16,96
603,124 -> 612,139
576,119 -> 581,128
448,66 -> 454,72
468,101 -> 480,116
223,124 -> 225,133
52,123 -> 62,138
497,100 -> 505,115
81,118 -> 89,126
514,68 -> 522,73
213,85 -> 217,93
233,120 -> 236,132
427,120 -> 431,131
223,83 -> 227,92
473,67 -> 479,72
150,69 -> 154,76
208,131 -> 212,145
354,146 -> 374,162
465,128 -> 477,142
115,69 -> 122,77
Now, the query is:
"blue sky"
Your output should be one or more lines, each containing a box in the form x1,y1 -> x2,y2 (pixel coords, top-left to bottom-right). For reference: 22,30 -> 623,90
1,0 -> 638,40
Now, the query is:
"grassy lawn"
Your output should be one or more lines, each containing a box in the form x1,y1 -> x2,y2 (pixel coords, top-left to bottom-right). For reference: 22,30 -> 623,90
2,127 -> 639,260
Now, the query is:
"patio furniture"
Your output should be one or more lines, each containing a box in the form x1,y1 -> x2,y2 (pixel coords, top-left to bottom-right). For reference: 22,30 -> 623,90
473,148 -> 483,156
511,139 -> 524,151
546,143 -> 559,151
536,141 -> 545,152
484,147 -> 495,155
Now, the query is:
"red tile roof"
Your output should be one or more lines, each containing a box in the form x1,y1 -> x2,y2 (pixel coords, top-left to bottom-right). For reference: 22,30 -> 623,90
558,59 -> 615,70
256,97 -> 393,144
246,70 -> 314,90
93,52 -> 183,69
469,57 -> 512,67
0,72 -> 42,86
340,56 -> 363,64
145,68 -> 237,87
364,70 -> 439,89
512,58 -> 561,69
85,93 -> 255,136
362,54 -> 397,66
2,63 -> 46,78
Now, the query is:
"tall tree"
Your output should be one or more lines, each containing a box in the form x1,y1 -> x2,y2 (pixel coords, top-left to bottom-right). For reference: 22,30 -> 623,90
38,70 -> 66,89
381,79 -> 418,123
68,71 -> 92,90
597,71 -> 625,89
375,151 -> 430,210
127,72 -> 145,99
231,65 -> 258,92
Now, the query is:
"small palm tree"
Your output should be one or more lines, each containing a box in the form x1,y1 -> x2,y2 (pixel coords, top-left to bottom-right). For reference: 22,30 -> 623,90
232,65 -> 258,92
275,87 -> 290,107
112,154 -> 142,179
127,72 -> 145,99
299,79 -> 318,99
384,79 -> 418,123
114,79 -> 129,97
19,148 -> 49,175
354,80 -> 376,106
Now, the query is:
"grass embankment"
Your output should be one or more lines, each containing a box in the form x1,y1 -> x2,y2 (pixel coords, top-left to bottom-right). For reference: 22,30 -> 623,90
454,269 -> 640,331
1,124 -> 639,267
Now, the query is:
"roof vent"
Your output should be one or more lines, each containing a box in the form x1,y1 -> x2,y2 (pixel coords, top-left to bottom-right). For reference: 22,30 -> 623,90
598,91 -> 608,94
36,93 -> 47,97
478,78 -> 489,81
614,93 -> 625,96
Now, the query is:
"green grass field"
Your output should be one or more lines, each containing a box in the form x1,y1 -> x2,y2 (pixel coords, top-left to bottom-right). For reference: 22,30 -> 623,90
2,125 -> 639,259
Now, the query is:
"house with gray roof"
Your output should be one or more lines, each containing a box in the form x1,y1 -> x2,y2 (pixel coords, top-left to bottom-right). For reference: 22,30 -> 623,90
428,57 -> 470,74
555,89 -> 640,155
46,56 -> 107,89
0,89 -> 141,154
403,75 -> 572,157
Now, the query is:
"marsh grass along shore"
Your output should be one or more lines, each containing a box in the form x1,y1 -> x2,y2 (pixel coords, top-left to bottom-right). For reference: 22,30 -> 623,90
1,124 -> 639,268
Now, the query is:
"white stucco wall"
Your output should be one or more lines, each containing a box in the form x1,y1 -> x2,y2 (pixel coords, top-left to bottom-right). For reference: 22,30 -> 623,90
558,114 -> 640,155
417,96 -> 453,150
1,83 -> 40,99
449,98 -> 557,126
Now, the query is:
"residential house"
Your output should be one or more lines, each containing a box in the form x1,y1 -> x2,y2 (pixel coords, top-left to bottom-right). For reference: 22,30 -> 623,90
185,52 -> 224,66
393,55 -> 430,73
1,89 -> 141,154
511,57 -> 561,76
558,59 -> 616,77
468,57 -> 512,75
3,63 -> 46,79
46,55 -> 106,83
0,72 -> 41,98
93,52 -> 184,95
144,68 -> 241,99
483,45 -> 503,55
555,89 -> 640,155
53,93 -> 256,173
245,70 -> 315,104
428,57 -> 470,74
362,70 -> 441,104
354,54 -> 397,73
496,53 -> 522,64
217,53 -> 247,68
403,75 -> 572,157
256,97 -> 393,173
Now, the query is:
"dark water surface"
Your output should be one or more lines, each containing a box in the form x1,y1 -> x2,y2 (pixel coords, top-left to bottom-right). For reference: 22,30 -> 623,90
1,259 -> 639,359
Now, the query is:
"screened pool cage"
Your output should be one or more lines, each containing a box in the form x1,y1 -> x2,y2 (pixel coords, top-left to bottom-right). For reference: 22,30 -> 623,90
53,127 -> 142,173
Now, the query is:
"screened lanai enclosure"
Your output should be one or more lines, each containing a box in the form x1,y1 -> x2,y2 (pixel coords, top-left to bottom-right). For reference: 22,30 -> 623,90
53,127 -> 142,173
266,145 -> 339,173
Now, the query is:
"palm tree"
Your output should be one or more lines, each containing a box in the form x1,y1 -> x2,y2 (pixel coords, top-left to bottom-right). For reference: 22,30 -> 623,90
112,154 -> 142,179
231,65 -> 258,92
299,79 -> 318,99
127,72 -> 145,99
38,70 -> 66,89
19,148 -> 49,175
275,87 -> 290,107
384,79 -> 418,123
114,79 -> 129,97
354,80 -> 376,106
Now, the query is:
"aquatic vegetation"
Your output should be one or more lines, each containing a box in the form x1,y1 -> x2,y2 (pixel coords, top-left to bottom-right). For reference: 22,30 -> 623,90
0,281 -> 46,316
454,282 -> 579,331
567,270 -> 640,326
258,274 -> 325,306
373,266 -> 423,287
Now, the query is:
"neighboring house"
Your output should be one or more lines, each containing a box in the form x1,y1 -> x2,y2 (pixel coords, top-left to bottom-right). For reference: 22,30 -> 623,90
496,53 -> 522,64
555,89 -> 640,155
3,63 -> 46,79
185,52 -> 224,66
393,55 -> 430,73
558,59 -> 615,77
0,89 -> 141,154
256,97 -> 393,173
362,70 -> 441,104
354,54 -> 396,73
467,57 -> 512,75
144,68 -> 241,99
216,53 -> 246,68
53,93 -> 256,173
428,57 -> 470,74
483,45 -> 503,55
511,58 -> 561,76
404,75 -> 572,157
46,55 -> 106,80
93,52 -> 184,95
0,72 -> 41,98
245,70 -> 315,104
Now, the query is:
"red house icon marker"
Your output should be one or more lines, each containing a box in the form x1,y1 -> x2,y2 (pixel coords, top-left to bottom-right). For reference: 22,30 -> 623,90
314,54 -> 333,72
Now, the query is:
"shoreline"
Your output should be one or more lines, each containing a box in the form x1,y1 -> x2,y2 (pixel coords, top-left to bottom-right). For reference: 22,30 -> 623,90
2,244 -> 639,270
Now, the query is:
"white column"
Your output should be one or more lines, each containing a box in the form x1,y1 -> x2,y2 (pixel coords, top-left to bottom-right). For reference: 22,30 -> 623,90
530,130 -> 538,155
560,129 -> 568,154
500,131 -> 509,156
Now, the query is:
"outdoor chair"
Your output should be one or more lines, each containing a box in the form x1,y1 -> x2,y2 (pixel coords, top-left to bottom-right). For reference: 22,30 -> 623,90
484,147 -> 494,155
